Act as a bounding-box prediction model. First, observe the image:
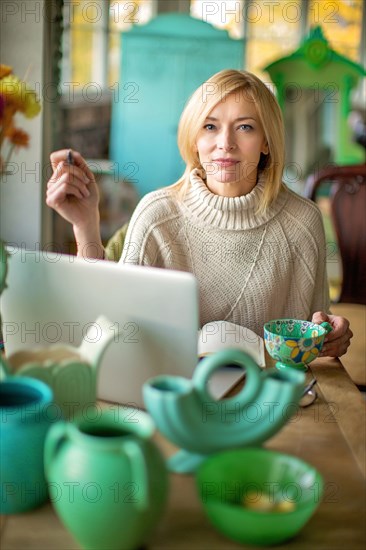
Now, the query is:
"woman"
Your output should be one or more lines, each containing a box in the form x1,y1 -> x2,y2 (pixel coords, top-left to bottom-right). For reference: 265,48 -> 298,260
47,69 -> 352,357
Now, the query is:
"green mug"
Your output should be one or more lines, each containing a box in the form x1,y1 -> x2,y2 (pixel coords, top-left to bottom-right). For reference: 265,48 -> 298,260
44,407 -> 168,550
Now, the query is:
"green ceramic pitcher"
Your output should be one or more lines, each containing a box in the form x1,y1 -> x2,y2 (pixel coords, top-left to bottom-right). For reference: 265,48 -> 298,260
45,408 -> 168,550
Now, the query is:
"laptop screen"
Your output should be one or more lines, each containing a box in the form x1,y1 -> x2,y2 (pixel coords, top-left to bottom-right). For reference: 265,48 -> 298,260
1,248 -> 199,407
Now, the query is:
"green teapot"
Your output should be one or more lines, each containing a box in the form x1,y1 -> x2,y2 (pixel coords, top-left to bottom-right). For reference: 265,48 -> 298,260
143,348 -> 305,473
1,315 -> 119,419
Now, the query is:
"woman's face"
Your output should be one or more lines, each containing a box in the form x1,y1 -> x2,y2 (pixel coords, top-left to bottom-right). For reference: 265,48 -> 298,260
195,91 -> 268,197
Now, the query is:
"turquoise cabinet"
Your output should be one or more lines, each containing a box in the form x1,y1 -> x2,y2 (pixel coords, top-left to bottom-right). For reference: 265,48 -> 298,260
110,14 -> 244,197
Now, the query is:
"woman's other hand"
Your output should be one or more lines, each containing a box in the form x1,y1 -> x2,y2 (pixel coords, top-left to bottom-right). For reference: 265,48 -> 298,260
312,311 -> 353,358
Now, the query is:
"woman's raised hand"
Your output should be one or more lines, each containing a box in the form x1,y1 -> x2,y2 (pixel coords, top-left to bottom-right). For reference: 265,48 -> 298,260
46,149 -> 99,227
46,150 -> 104,258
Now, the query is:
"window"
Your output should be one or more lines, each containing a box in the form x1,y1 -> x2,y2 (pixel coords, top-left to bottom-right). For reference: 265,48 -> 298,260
61,0 -> 366,98
108,0 -> 156,85
191,0 -> 365,79
244,0 -> 303,80
191,0 -> 303,79
61,0 -> 365,97
190,0 -> 245,38
60,0 -> 155,98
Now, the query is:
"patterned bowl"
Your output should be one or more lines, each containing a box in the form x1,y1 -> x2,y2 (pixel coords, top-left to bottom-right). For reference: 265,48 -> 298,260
264,319 -> 332,371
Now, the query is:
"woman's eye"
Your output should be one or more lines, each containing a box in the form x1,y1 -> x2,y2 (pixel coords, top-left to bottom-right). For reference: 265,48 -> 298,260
238,124 -> 253,131
203,124 -> 216,131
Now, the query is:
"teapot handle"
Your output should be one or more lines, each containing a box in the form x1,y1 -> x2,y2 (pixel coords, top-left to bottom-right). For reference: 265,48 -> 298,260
122,440 -> 149,511
44,421 -> 68,477
193,348 -> 262,408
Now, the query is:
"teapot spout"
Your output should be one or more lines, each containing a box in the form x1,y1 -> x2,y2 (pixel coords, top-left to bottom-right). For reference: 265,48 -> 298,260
77,315 -> 119,373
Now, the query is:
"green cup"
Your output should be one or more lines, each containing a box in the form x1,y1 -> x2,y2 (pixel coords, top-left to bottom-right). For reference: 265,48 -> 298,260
45,408 -> 168,550
264,319 -> 333,371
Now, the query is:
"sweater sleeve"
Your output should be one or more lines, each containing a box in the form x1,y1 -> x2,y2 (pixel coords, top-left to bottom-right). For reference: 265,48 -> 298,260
104,223 -> 129,262
118,194 -> 158,266
119,188 -> 179,267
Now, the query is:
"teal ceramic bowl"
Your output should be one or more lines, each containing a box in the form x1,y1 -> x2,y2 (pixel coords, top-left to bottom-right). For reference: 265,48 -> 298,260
264,319 -> 332,371
196,448 -> 323,546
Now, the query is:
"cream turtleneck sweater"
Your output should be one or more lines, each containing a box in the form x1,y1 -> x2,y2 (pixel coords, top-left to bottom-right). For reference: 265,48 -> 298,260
120,169 -> 330,336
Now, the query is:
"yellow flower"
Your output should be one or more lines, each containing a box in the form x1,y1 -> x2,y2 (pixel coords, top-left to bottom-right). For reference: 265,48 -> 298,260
0,75 -> 23,110
0,65 -> 41,174
22,83 -> 41,118
0,64 -> 12,79
0,75 -> 41,119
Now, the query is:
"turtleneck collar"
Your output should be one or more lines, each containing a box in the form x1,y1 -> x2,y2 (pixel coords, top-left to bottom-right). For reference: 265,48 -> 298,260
181,168 -> 288,230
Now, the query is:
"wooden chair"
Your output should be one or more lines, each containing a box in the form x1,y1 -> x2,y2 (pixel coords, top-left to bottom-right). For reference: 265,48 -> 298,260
304,164 -> 366,388
304,164 -> 366,305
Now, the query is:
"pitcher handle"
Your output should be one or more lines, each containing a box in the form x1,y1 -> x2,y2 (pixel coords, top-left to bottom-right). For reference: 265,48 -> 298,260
44,421 -> 68,477
193,348 -> 262,408
123,440 -> 149,511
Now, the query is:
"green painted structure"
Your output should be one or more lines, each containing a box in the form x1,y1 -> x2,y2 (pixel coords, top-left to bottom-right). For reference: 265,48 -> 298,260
264,27 -> 365,166
110,14 -> 244,197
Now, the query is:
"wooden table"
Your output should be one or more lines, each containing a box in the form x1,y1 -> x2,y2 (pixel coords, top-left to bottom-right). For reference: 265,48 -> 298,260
1,357 -> 365,549
330,303 -> 366,387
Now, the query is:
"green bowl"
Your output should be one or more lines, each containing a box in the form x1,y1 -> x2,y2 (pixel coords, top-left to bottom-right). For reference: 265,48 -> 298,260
196,448 -> 323,546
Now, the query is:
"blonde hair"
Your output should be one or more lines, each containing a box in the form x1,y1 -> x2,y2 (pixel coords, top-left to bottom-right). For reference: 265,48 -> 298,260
174,69 -> 285,212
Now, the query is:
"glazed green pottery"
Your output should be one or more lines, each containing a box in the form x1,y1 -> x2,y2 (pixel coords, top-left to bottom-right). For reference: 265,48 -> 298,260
2,315 -> 119,419
45,408 -> 168,550
143,348 -> 305,473
196,448 -> 324,546
0,376 -> 54,513
264,319 -> 333,371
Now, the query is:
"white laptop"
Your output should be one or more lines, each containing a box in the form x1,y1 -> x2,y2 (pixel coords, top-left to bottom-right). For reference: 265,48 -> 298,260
1,248 -> 245,407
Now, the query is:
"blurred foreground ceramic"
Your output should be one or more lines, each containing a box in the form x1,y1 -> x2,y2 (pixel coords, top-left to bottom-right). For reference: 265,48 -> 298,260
45,408 -> 168,550
264,319 -> 332,371
196,448 -> 323,546
143,348 -> 305,473
0,239 -> 8,294
0,376 -> 54,513
1,315 -> 119,419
